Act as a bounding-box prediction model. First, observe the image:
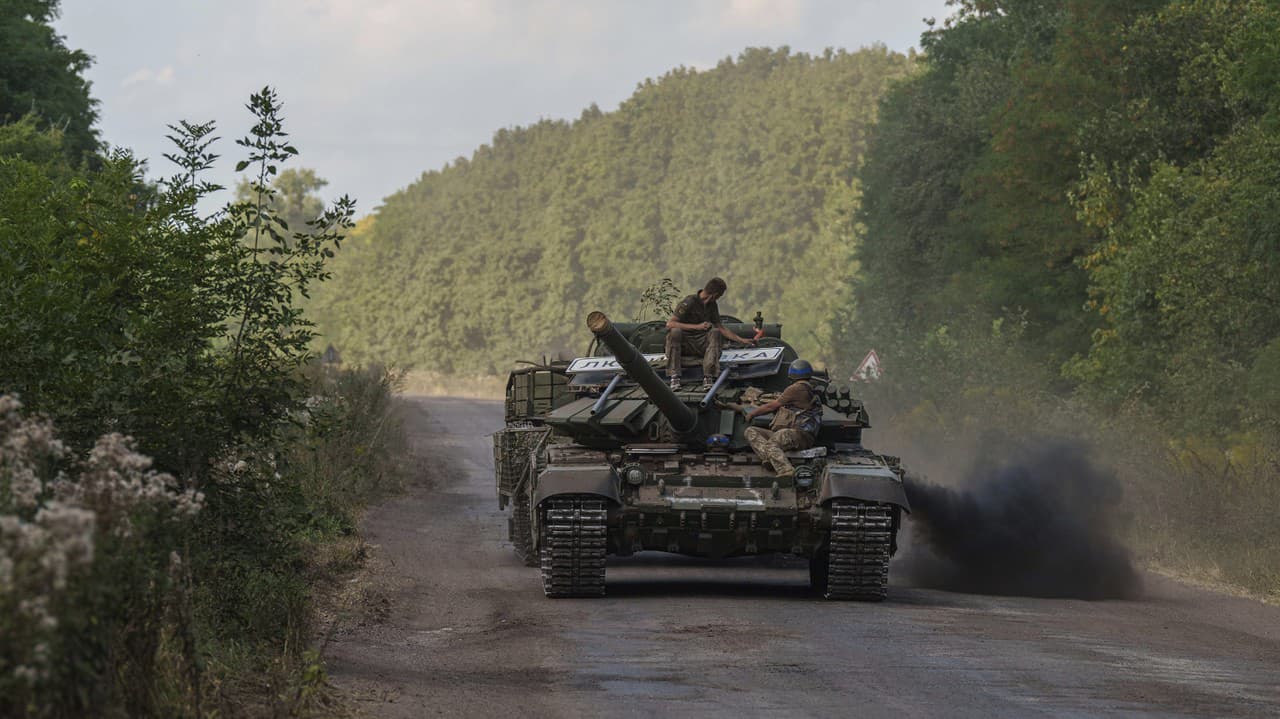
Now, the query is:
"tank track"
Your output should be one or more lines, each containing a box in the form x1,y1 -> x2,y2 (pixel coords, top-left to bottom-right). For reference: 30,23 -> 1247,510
540,495 -> 607,598
820,499 -> 893,601
510,490 -> 538,567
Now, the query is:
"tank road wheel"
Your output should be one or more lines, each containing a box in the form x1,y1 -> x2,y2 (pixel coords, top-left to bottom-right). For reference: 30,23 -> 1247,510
510,486 -> 539,567
539,495 -> 607,598
813,499 -> 893,601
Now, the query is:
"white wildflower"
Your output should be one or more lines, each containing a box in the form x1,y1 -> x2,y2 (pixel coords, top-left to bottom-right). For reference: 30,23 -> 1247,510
18,596 -> 48,618
4,418 -> 67,462
67,433 -> 197,523
173,489 -> 204,518
7,466 -> 41,510
0,394 -> 21,414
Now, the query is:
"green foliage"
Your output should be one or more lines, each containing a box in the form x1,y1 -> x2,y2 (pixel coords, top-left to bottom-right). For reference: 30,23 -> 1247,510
235,166 -> 330,239
843,0 -> 1169,377
311,47 -> 916,372
0,114 -> 68,166
635,278 -> 682,321
1247,337 -> 1280,427
0,143 -> 227,469
840,0 -> 1280,597
1067,0 -> 1280,432
0,85 -> 381,716
841,0 -> 1280,431
220,88 -> 356,439
1,88 -> 354,472
0,0 -> 100,161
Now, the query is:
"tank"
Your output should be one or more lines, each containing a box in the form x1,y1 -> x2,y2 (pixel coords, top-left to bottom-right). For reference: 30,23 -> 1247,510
493,310 -> 910,600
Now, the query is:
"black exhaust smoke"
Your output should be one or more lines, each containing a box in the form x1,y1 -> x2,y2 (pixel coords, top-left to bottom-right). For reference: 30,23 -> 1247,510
901,442 -> 1141,599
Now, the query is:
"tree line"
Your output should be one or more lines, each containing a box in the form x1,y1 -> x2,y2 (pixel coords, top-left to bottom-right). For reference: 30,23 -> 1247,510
841,0 -> 1280,598
842,0 -> 1280,439
308,46 -> 917,372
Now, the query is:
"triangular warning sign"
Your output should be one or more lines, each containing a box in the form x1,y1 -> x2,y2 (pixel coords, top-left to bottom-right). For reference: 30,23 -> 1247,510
853,349 -> 881,382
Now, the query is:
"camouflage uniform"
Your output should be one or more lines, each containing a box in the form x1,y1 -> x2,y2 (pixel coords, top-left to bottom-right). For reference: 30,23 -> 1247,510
744,379 -> 821,476
666,293 -> 724,381
745,426 -> 814,476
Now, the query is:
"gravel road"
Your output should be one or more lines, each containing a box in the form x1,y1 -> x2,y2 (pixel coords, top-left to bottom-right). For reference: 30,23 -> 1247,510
325,396 -> 1280,718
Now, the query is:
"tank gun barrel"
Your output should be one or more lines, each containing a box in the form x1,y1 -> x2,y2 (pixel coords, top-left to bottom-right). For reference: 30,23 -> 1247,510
587,311 -> 698,434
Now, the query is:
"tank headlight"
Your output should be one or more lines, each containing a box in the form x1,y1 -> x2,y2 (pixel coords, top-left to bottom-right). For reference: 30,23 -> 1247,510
625,466 -> 645,485
795,467 -> 815,488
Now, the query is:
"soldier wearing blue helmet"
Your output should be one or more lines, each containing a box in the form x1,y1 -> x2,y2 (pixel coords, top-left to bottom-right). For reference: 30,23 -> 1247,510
742,359 -> 823,478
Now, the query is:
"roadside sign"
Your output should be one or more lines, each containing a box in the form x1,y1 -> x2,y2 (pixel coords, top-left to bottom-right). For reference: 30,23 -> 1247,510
853,349 -> 881,381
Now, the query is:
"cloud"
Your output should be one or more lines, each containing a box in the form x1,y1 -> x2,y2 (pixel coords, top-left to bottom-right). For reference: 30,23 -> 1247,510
682,0 -> 809,35
120,65 -> 175,89
721,0 -> 806,29
57,0 -> 952,211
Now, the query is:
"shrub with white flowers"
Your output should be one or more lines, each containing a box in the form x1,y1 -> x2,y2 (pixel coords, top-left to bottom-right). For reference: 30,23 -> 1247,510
0,395 -> 202,693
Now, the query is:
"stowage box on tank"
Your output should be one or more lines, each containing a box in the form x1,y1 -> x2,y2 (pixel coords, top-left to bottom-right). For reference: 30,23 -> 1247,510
493,310 -> 910,600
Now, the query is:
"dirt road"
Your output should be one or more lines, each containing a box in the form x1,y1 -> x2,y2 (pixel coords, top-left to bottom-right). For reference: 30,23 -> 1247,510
325,397 -> 1280,718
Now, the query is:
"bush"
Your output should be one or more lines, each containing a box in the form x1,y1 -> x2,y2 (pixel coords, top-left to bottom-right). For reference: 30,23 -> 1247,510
0,89 -> 405,717
0,395 -> 203,717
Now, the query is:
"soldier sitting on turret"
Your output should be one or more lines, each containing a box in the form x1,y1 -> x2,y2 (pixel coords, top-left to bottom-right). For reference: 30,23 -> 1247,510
665,277 -> 756,390
742,359 -> 823,478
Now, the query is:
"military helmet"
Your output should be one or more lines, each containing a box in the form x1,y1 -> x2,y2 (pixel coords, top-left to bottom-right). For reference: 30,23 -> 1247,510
788,359 -> 813,378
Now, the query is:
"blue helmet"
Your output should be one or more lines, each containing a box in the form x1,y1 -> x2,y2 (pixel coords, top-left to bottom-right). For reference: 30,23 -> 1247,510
788,359 -> 813,379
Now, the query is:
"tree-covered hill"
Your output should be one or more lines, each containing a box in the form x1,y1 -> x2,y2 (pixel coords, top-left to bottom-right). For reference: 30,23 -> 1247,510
838,0 -> 1280,433
310,46 -> 916,373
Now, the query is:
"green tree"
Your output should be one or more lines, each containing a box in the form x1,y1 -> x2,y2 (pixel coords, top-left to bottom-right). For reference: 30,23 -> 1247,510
235,166 -> 329,237
1066,0 -> 1280,431
0,0 -> 100,160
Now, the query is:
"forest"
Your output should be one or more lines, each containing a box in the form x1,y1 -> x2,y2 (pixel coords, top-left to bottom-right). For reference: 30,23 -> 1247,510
843,0 -> 1280,438
844,0 -> 1280,597
308,45 -> 917,371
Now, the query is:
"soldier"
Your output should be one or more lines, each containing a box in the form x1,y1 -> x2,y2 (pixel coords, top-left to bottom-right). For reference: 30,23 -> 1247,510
665,277 -> 756,390
742,359 -> 823,478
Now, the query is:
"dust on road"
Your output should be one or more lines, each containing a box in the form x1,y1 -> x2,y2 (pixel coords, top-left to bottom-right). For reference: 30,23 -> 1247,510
324,396 -> 1280,718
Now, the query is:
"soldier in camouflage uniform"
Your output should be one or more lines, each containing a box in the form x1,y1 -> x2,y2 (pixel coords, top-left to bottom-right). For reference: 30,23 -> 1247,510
743,359 -> 822,478
665,277 -> 756,390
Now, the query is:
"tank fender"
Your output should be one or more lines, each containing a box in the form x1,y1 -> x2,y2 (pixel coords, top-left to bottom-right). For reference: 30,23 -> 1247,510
818,464 -> 910,512
533,464 -> 622,506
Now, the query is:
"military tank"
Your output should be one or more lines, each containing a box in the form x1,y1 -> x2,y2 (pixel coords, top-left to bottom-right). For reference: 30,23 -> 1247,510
493,310 -> 910,600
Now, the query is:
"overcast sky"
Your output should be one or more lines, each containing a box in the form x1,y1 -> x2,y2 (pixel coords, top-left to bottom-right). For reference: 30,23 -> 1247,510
54,1 -> 951,213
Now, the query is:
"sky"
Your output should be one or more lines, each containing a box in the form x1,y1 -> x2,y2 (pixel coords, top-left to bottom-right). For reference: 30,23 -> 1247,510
54,0 -> 952,214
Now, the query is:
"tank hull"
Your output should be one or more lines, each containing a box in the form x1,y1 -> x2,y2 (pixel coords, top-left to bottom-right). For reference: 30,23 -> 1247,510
504,439 -> 907,600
